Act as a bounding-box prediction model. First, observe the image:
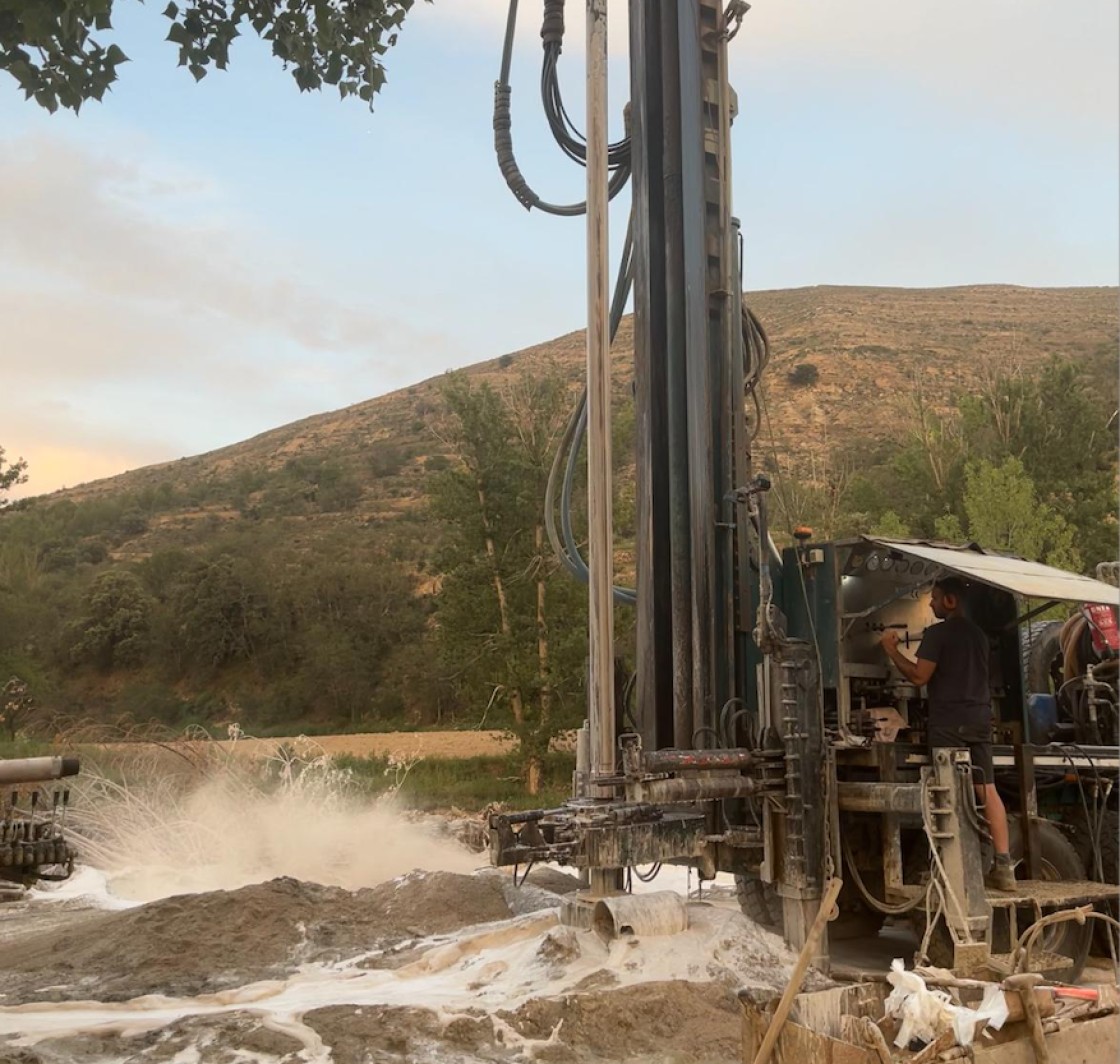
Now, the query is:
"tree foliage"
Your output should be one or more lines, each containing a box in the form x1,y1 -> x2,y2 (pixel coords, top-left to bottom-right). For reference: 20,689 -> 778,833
68,568 -> 153,669
0,447 -> 28,507
960,457 -> 1080,570
0,0 -> 420,113
430,369 -> 588,792
772,358 -> 1117,569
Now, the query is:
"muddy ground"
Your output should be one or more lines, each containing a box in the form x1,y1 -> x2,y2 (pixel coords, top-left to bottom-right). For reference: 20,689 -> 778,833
0,865 -> 802,1064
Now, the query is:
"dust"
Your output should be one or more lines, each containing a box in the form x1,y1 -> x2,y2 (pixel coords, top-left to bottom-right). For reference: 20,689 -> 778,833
67,747 -> 481,902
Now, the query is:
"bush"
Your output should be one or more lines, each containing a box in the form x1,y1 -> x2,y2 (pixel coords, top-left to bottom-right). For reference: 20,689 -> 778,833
787,362 -> 820,387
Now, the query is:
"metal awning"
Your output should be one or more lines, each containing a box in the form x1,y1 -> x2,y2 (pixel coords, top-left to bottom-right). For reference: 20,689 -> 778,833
867,539 -> 1120,606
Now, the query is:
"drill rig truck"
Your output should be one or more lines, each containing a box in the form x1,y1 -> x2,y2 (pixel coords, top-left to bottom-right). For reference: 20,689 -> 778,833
487,0 -> 1119,982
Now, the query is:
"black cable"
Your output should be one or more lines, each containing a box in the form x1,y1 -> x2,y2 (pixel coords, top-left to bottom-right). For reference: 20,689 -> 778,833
1064,743 -> 1108,883
544,217 -> 638,606
494,0 -> 631,215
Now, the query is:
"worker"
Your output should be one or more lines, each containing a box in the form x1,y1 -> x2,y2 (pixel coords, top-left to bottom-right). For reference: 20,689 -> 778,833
880,575 -> 1016,891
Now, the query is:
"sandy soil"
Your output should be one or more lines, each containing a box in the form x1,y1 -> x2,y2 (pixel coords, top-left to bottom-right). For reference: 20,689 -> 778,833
0,865 -> 800,1064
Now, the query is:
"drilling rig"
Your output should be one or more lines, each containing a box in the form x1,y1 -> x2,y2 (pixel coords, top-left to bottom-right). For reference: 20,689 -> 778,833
488,1 -> 1119,979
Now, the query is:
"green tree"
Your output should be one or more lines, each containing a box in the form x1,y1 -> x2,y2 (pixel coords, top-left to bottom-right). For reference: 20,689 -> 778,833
0,447 -> 28,507
2,0 -> 420,114
68,568 -> 153,669
959,457 -> 1080,571
860,358 -> 1115,565
169,553 -> 267,670
431,370 -> 587,794
955,359 -> 1116,565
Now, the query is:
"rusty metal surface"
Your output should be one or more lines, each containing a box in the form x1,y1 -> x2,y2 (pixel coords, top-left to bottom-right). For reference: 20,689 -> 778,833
973,1010 -> 1119,1064
581,810 -> 708,868
986,879 -> 1120,907
640,747 -> 757,772
836,781 -> 923,814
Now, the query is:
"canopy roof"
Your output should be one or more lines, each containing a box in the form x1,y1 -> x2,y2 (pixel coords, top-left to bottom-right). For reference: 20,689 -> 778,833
867,539 -> 1119,606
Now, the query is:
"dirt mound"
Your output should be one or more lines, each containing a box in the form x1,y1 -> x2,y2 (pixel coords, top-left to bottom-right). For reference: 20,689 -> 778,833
0,871 -> 531,1003
0,985 -> 743,1064
499,980 -> 741,1062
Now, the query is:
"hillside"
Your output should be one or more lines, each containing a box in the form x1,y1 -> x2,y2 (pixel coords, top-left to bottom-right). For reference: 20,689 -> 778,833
1,284 -> 1115,734
48,283 -> 1119,526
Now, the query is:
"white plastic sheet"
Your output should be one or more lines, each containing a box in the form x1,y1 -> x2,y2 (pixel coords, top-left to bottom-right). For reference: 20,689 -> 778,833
884,958 -> 1009,1048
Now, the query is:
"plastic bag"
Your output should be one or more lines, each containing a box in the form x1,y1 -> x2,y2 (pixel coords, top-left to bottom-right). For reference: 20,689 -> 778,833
884,958 -> 1010,1048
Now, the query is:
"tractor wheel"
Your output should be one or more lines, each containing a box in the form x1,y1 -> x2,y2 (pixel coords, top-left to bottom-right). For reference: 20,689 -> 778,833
992,817 -> 1093,982
735,873 -> 780,932
1024,620 -> 1066,696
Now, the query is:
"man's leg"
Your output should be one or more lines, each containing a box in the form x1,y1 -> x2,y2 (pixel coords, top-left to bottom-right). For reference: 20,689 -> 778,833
971,740 -> 1015,890
978,783 -> 1010,854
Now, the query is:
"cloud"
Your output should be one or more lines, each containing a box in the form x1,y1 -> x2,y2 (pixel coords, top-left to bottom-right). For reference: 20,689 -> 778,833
0,132 -> 460,495
0,135 -> 445,363
739,1 -> 1117,138
433,1 -> 1117,136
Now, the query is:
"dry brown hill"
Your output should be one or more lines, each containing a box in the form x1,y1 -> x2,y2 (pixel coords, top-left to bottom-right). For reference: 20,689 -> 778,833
50,285 -> 1118,540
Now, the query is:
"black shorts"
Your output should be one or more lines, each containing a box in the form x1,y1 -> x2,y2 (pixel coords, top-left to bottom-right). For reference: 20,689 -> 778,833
928,723 -> 994,784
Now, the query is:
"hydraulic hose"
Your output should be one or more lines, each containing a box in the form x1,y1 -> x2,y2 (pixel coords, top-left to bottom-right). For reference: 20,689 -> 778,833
494,0 -> 631,215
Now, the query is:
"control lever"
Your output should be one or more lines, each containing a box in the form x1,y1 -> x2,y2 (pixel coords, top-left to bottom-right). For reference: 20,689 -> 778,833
865,621 -> 923,649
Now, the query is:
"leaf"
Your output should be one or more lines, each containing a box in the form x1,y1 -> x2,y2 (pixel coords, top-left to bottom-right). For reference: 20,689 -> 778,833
163,2 -> 180,17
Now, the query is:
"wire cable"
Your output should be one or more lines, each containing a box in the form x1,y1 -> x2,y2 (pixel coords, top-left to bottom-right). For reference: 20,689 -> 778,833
543,217 -> 638,605
494,0 -> 631,215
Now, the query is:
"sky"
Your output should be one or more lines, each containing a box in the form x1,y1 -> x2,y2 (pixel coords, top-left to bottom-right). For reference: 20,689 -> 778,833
2,0 -> 1117,498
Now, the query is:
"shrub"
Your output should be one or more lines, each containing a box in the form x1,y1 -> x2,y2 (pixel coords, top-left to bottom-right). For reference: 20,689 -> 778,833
787,362 -> 820,387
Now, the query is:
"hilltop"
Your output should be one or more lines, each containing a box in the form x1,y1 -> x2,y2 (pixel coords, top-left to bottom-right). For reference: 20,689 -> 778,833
49,283 -> 1119,524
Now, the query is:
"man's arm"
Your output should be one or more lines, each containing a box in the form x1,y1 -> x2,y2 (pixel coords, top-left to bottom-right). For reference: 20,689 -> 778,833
880,630 -> 936,686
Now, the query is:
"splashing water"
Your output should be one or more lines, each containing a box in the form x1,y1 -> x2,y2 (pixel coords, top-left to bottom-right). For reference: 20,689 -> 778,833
61,736 -> 481,903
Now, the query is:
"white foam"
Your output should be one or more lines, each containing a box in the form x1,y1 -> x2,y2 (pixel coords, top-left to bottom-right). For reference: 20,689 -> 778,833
0,901 -> 792,1049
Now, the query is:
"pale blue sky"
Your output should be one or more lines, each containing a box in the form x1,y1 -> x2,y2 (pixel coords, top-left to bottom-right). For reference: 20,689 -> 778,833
2,1 -> 1117,496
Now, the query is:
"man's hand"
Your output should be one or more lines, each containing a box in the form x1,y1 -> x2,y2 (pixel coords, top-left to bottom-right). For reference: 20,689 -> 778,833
879,629 -> 901,651
881,629 -> 937,687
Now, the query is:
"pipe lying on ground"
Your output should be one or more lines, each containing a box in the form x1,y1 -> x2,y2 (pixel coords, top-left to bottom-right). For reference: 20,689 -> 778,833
592,890 -> 688,942
0,757 -> 80,785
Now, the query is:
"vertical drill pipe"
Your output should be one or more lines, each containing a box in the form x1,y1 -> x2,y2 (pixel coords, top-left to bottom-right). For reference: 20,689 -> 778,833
710,4 -> 739,716
730,217 -> 755,721
629,0 -> 675,751
660,3 -> 695,748
585,0 -> 615,801
678,0 -> 715,745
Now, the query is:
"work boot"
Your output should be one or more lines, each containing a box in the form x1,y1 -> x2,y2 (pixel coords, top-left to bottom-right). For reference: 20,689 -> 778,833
986,852 -> 1016,891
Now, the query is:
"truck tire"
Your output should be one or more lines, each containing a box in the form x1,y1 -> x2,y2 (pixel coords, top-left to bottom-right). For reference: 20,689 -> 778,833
735,873 -> 780,932
1064,805 -> 1119,884
1063,805 -> 1119,956
1024,619 -> 1065,695
998,817 -> 1092,982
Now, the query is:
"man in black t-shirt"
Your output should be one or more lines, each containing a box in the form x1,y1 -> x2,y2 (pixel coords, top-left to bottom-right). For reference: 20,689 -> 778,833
880,576 -> 1015,891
